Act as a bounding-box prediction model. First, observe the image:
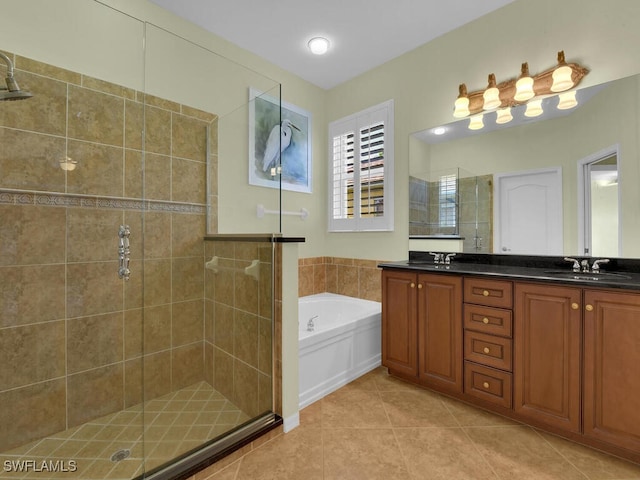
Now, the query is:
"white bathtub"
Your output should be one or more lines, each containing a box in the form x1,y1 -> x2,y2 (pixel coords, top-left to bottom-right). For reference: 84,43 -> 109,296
298,293 -> 381,408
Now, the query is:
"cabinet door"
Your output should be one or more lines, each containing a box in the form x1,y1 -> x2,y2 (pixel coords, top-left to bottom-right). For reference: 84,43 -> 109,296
417,273 -> 463,393
584,289 -> 640,451
514,282 -> 581,433
382,270 -> 418,377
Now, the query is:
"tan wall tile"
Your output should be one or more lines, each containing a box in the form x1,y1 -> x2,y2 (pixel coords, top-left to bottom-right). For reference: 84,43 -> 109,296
172,158 -> 206,204
0,379 -> 66,451
214,264 -> 234,307
204,342 -> 214,386
234,310 -> 259,368
15,55 -> 81,84
67,364 -> 124,428
172,257 -> 204,302
68,85 -> 124,146
144,94 -> 180,113
0,320 -> 65,390
143,304 -> 172,354
124,358 -> 142,408
0,128 -> 66,192
0,204 -> 66,266
144,351 -> 172,400
235,267 -> 259,314
172,343 -> 204,390
143,259 -> 172,307
125,99 -> 143,150
214,302 -> 234,354
234,360 -> 259,417
332,257 -> 355,266
145,105 -> 172,155
181,105 -> 217,123
258,372 -> 273,414
0,72 -> 67,136
172,113 -> 207,162
82,75 -> 136,100
124,259 -> 143,310
313,264 -> 327,294
67,261 -> 123,318
298,264 -> 313,297
214,347 -> 234,400
141,211 -> 171,259
0,265 -> 65,327
359,267 -> 382,302
124,308 -> 143,360
325,264 -> 338,293
67,312 -> 124,373
67,208 -> 124,262
259,260 -> 273,319
66,140 -> 124,197
258,317 -> 273,376
124,149 -> 143,198
337,264 -> 359,298
172,299 -> 204,347
205,299 -> 215,342
172,213 -> 205,258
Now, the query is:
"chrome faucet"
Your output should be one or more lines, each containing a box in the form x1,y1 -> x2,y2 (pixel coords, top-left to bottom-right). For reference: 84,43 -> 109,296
307,316 -> 318,332
580,259 -> 591,273
591,258 -> 610,273
444,253 -> 456,265
564,257 -> 581,272
428,252 -> 443,264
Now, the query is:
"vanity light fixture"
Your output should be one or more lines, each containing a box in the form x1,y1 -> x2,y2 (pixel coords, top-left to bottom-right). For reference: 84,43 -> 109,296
453,84 -> 470,118
482,74 -> 501,110
514,62 -> 535,102
308,37 -> 330,55
452,50 -> 588,121
551,50 -> 574,92
524,98 -> 543,117
468,114 -> 484,130
495,107 -> 513,124
557,90 -> 578,110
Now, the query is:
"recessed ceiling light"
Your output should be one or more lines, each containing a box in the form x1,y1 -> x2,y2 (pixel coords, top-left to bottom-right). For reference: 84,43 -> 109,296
433,127 -> 446,135
308,37 -> 330,55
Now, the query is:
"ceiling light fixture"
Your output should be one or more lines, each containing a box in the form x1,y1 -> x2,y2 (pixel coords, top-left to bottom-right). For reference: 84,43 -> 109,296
308,37 -> 330,55
495,107 -> 513,125
524,98 -> 543,117
557,90 -> 578,110
451,50 -> 588,129
468,114 -> 484,130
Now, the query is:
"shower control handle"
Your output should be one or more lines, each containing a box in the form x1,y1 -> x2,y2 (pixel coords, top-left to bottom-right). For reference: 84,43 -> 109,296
118,225 -> 131,281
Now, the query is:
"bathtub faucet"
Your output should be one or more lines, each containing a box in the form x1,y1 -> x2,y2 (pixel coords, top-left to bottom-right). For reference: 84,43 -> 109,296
307,315 -> 318,332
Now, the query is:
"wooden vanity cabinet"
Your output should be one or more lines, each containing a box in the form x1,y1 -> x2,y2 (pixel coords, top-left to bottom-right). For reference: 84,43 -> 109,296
514,282 -> 582,433
583,289 -> 640,452
381,269 -> 462,393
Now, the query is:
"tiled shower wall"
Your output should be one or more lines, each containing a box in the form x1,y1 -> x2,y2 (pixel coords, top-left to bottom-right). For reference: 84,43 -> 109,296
298,257 -> 384,302
0,51 -> 216,451
203,240 -> 275,419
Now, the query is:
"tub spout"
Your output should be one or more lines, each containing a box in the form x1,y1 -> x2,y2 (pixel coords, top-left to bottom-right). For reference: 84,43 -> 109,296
307,315 -> 318,332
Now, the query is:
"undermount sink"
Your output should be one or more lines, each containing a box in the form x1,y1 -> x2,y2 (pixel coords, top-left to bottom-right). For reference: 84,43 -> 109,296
543,270 -> 632,281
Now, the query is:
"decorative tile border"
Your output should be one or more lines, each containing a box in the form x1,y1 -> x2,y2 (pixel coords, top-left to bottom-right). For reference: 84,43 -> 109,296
0,189 -> 206,214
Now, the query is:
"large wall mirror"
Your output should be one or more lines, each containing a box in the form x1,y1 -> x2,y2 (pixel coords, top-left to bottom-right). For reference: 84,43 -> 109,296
409,73 -> 640,259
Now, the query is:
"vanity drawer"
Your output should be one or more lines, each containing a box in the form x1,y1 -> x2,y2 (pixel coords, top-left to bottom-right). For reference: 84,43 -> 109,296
464,277 -> 513,309
464,304 -> 512,337
464,361 -> 512,408
464,331 -> 512,371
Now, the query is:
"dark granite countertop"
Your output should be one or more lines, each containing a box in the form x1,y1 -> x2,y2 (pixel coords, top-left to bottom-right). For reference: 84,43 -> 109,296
379,253 -> 640,291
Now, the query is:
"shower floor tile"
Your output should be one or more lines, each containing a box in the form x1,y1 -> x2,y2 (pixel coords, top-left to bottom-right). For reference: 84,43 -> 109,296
0,382 -> 250,480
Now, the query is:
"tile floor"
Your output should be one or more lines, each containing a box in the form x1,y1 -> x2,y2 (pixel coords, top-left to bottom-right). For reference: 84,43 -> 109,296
196,367 -> 640,480
0,381 -> 249,480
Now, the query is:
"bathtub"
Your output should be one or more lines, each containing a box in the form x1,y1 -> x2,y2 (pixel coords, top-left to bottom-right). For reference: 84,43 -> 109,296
298,293 -> 381,408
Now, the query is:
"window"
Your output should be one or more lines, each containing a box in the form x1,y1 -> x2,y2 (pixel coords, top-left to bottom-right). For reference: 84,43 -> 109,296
438,174 -> 457,228
328,100 -> 394,231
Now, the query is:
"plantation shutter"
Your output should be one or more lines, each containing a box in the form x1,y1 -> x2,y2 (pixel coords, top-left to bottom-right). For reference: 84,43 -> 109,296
328,100 -> 394,232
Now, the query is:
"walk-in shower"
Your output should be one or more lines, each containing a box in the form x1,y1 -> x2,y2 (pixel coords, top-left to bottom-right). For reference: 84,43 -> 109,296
0,2 -> 283,479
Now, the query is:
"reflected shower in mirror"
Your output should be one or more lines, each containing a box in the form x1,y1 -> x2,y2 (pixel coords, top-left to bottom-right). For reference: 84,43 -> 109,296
409,73 -> 639,258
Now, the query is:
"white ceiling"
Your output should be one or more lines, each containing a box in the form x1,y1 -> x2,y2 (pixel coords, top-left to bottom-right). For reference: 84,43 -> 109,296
148,0 -> 517,90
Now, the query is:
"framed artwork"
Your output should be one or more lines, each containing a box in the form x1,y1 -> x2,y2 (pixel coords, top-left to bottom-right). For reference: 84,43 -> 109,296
248,88 -> 312,193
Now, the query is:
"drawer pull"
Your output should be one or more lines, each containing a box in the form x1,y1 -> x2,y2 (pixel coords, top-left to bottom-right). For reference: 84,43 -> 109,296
483,347 -> 490,354
482,317 -> 489,324
482,290 -> 489,297
483,382 -> 490,389
586,304 -> 594,312
410,283 -> 415,288
418,284 -> 423,289
571,303 -> 579,310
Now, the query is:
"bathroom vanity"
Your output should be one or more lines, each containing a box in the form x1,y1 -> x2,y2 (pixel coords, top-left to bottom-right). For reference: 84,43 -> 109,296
380,254 -> 640,464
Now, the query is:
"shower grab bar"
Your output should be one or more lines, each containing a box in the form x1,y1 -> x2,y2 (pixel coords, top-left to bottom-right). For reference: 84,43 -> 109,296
205,256 -> 260,281
257,204 -> 308,220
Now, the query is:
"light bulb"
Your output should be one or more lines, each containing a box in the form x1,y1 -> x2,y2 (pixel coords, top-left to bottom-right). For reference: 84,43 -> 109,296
524,99 -> 543,117
453,84 -> 470,118
468,114 -> 484,130
557,90 -> 577,110
496,107 -> 513,124
482,73 -> 501,110
514,62 -> 535,102
551,51 -> 574,92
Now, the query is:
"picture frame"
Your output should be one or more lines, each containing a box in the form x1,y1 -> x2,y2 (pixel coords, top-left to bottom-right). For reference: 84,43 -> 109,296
248,87 -> 312,193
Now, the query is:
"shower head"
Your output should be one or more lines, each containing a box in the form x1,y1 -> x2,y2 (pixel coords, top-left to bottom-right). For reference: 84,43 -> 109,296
0,51 -> 33,101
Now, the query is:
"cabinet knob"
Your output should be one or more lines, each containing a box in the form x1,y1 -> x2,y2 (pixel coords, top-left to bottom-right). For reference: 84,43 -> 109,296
571,303 -> 579,310
482,290 -> 489,297
418,283 -> 423,289
483,382 -> 490,389
483,347 -> 490,354
410,283 -> 415,288
482,317 -> 489,324
585,304 -> 594,312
